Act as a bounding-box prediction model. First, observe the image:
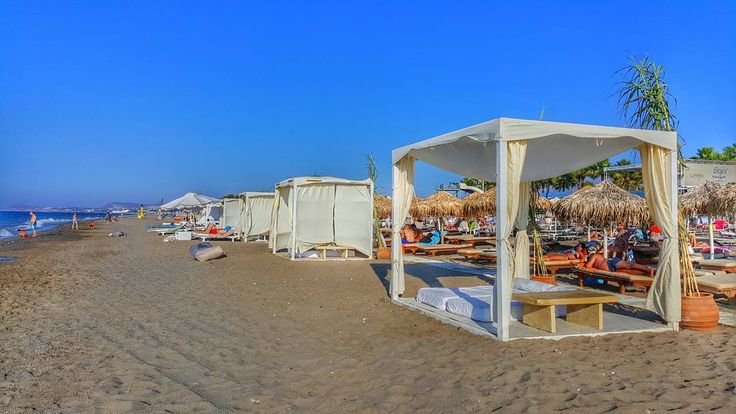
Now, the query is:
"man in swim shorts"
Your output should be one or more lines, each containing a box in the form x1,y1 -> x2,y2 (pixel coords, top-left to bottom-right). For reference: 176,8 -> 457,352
29,211 -> 38,237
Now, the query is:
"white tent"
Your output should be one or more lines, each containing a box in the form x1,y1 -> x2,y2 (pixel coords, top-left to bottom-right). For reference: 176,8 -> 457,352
270,177 -> 374,259
391,118 -> 680,341
220,192 -> 276,240
161,192 -> 220,210
220,197 -> 242,230
196,202 -> 222,225
240,192 -> 275,239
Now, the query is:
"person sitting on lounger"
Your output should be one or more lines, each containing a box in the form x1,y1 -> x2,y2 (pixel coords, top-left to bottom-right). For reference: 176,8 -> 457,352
400,224 -> 420,244
545,243 -> 588,263
584,247 -> 654,277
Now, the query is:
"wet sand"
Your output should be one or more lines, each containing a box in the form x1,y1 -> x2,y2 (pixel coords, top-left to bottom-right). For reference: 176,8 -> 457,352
1,218 -> 735,412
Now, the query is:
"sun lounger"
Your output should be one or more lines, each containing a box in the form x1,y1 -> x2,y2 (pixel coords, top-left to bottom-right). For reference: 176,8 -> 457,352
313,245 -> 354,259
195,230 -> 239,242
413,243 -> 472,256
444,235 -> 496,246
573,266 -> 653,294
417,286 -> 493,310
536,259 -> 580,275
698,259 -> 736,273
695,275 -> 736,299
458,248 -> 497,262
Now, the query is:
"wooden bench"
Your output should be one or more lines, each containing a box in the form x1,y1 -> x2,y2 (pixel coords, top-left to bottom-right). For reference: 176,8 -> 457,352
313,245 -> 353,259
698,259 -> 736,274
573,266 -> 653,294
535,259 -> 579,275
512,290 -> 618,333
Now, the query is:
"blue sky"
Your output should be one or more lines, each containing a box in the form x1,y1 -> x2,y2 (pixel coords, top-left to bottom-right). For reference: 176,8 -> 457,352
1,1 -> 734,207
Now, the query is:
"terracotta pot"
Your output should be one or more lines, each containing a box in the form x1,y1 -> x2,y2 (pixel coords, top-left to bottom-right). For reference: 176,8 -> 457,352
531,275 -> 557,285
681,293 -> 720,331
376,247 -> 391,260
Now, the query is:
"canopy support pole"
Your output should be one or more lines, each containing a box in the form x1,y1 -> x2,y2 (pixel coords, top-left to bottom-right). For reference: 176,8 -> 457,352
493,140 -> 510,342
708,216 -> 714,260
587,224 -> 591,242
669,149 -> 681,331
291,183 -> 298,260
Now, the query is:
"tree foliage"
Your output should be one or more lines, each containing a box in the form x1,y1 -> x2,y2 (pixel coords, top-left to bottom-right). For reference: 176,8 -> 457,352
691,144 -> 736,161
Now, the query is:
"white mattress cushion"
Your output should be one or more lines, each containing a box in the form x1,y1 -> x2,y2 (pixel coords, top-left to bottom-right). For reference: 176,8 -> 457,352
416,286 -> 493,310
513,278 -> 577,292
446,295 -> 567,322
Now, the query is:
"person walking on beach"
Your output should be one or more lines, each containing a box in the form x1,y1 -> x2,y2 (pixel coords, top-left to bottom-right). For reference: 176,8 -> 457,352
29,211 -> 38,237
72,211 -> 79,230
138,204 -> 145,219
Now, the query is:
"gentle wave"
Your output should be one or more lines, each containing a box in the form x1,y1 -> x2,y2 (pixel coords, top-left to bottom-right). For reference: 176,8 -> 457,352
0,229 -> 13,238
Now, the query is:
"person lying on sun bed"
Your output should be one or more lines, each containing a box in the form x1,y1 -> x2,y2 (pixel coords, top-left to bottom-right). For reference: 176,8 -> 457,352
544,243 -> 588,263
419,229 -> 445,245
584,247 -> 654,277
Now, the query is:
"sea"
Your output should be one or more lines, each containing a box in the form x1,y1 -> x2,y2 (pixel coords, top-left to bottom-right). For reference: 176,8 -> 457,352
0,211 -> 109,240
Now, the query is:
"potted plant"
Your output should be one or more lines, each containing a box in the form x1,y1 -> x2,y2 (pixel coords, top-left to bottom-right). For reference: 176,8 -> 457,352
618,57 -> 719,330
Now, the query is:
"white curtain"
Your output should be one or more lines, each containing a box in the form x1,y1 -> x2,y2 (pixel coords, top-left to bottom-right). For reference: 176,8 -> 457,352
390,156 -> 415,299
245,195 -> 274,237
270,187 -> 292,252
640,144 -> 680,322
500,141 -> 528,290
513,181 -> 531,279
334,184 -> 373,256
295,184 -> 336,253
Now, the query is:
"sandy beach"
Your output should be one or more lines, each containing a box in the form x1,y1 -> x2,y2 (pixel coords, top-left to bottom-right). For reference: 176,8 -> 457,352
1,217 -> 735,412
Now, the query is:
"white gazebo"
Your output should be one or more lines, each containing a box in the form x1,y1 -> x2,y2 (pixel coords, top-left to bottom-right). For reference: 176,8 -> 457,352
391,118 -> 680,341
221,192 -> 275,240
270,177 -> 374,260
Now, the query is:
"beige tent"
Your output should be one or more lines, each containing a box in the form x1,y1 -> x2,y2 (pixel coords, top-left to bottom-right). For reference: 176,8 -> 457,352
269,177 -> 374,259
221,193 -> 275,240
391,118 -> 679,341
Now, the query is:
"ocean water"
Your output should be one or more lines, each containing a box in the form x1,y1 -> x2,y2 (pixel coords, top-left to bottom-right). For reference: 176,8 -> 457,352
0,211 -> 107,239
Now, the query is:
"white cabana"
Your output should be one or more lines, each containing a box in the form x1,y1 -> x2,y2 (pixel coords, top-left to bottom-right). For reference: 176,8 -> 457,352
221,192 -> 276,239
270,177 -> 374,259
196,202 -> 222,225
391,118 -> 680,341
240,192 -> 275,239
161,192 -> 220,210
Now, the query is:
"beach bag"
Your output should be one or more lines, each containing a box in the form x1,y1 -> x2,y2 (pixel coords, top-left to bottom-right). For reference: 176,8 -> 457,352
189,242 -> 224,262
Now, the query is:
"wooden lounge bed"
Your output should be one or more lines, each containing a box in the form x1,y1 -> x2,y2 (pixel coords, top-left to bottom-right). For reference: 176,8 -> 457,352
698,259 -> 736,273
573,266 -> 653,294
696,275 -> 736,300
413,243 -> 472,256
458,248 -> 497,262
512,290 -> 618,333
536,259 -> 580,275
444,235 -> 496,246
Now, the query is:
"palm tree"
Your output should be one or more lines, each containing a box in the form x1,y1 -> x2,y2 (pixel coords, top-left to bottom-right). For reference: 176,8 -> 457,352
692,146 -> 722,160
617,55 -> 698,297
723,144 -> 736,161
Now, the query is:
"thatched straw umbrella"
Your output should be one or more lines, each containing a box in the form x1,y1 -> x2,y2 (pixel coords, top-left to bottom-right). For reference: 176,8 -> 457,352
462,188 -> 552,218
463,188 -> 497,217
681,182 -> 736,259
553,181 -> 650,256
374,194 -> 392,219
410,191 -> 463,243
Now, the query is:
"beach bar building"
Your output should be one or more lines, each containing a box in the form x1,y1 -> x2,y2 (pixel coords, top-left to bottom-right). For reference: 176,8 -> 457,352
270,177 -> 374,260
391,118 -> 680,341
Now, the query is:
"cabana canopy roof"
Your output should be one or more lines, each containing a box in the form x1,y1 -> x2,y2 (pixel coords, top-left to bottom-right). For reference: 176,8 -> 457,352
276,176 -> 372,188
392,118 -> 677,181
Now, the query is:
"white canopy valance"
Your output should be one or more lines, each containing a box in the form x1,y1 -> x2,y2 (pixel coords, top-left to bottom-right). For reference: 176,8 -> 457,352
392,118 -> 678,182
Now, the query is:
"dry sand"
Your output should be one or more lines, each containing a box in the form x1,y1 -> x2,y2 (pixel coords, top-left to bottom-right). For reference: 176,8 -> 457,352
1,218 -> 735,412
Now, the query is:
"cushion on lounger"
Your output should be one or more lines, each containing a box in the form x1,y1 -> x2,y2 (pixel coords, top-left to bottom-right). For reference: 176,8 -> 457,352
699,259 -> 736,269
189,242 -> 225,262
416,286 -> 494,310
696,275 -> 736,290
513,278 -> 577,293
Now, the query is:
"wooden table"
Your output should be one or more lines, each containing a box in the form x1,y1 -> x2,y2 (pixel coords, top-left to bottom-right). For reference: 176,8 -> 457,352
511,290 -> 618,333
313,245 -> 353,259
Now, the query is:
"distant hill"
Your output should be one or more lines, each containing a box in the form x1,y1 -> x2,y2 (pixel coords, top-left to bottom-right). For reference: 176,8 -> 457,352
99,202 -> 159,210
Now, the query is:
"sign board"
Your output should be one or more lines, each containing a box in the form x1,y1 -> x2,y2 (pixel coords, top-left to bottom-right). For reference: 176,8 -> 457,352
681,160 -> 736,186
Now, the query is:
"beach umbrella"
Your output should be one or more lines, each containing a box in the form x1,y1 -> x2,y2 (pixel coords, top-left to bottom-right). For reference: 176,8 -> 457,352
161,192 -> 220,210
462,188 -> 552,218
680,182 -> 736,259
411,191 -> 463,218
374,194 -> 392,219
553,181 -> 650,256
